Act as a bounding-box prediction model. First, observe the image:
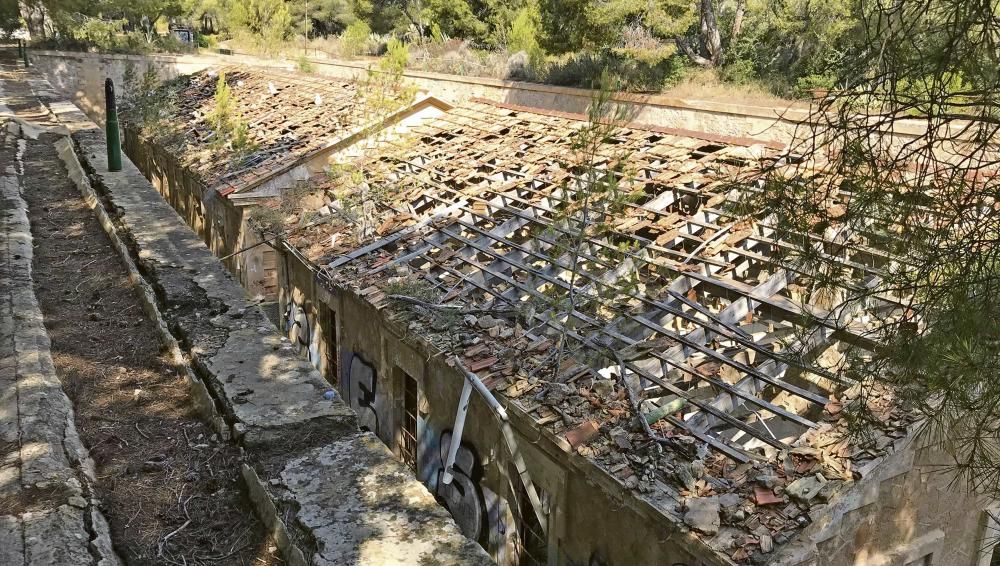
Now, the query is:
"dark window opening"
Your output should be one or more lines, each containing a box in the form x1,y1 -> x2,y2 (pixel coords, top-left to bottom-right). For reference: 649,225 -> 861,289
400,372 -> 418,473
325,309 -> 339,384
513,474 -> 547,566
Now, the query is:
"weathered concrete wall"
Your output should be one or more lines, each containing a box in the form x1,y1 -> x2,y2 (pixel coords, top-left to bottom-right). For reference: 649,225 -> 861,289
42,93 -> 491,565
30,51 -> 221,125
30,49 -> 807,144
775,433 -> 994,566
1,118 -> 121,566
275,244 -> 731,566
122,128 -> 278,300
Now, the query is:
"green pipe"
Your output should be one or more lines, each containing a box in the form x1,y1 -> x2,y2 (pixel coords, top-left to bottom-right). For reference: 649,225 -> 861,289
105,78 -> 122,172
21,42 -> 28,68
644,397 -> 688,425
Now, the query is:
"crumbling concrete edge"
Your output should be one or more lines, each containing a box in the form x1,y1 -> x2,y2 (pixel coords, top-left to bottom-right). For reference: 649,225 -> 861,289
3,119 -> 122,566
53,136 -> 226,437
241,464 -> 308,566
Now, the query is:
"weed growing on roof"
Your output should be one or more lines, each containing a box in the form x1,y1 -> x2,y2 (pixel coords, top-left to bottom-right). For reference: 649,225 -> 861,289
296,55 -> 315,73
207,71 -> 258,157
384,279 -> 437,303
310,39 -> 420,241
246,181 -> 319,235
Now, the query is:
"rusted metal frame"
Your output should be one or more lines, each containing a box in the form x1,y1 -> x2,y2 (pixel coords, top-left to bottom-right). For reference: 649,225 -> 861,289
400,247 -> 760,459
370,160 -> 830,379
425,233 -> 824,427
328,199 -> 467,269
632,212 -> 842,332
578,232 -> 842,403
384,126 -> 732,228
699,216 -> 892,280
660,269 -> 795,363
437,213 -> 796,379
644,267 -> 847,407
656,289 -> 845,386
687,276 -> 883,433
381,155 -> 736,274
368,193 -> 525,276
606,314 -> 819,430
668,206 -> 885,280
666,288 -> 752,340
615,295 -> 830,408
683,210 -> 898,317
678,269 -> 875,348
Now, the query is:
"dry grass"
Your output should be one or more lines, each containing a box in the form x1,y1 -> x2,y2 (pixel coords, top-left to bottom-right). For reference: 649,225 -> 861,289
661,68 -> 803,107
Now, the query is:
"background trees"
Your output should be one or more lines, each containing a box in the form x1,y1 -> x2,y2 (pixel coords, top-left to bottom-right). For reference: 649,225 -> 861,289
18,0 -> 863,95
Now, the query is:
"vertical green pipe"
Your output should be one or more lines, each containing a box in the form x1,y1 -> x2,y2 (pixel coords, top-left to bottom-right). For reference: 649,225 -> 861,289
105,78 -> 122,172
16,39 -> 22,59
21,42 -> 29,68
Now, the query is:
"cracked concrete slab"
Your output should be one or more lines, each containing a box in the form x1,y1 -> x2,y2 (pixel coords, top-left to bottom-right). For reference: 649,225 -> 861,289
271,432 -> 493,566
0,119 -> 121,566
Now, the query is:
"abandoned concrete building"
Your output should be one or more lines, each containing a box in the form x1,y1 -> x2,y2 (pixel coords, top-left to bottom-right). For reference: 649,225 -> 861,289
117,65 -> 1000,565
122,66 -> 449,300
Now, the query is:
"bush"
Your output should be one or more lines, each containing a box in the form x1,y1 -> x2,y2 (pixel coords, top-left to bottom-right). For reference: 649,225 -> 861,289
795,74 -> 836,96
508,7 -> 544,69
196,33 -> 219,49
543,48 -> 686,91
340,20 -> 372,57
74,17 -> 127,52
296,54 -> 315,73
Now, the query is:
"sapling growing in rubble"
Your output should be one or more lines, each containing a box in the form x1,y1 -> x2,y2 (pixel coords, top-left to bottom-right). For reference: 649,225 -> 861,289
207,71 -> 256,156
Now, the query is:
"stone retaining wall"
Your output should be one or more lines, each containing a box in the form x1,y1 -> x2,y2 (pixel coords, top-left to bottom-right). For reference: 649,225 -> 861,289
1,118 -> 120,566
29,48 -> 807,143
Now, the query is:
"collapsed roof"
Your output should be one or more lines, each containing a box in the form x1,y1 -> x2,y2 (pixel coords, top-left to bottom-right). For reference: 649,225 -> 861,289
267,97 -> 917,561
135,66 -> 374,195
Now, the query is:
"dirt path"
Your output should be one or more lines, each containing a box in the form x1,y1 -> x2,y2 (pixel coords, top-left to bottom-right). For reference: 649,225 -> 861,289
17,125 -> 280,565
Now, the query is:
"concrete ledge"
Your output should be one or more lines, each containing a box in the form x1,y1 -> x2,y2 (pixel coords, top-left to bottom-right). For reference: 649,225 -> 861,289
259,432 -> 493,566
64,124 -> 356,447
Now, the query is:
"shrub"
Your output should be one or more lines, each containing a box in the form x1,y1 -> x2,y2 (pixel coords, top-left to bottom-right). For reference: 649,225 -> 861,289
74,17 -> 126,52
296,54 -> 315,73
380,38 -> 409,75
508,6 -> 545,69
196,33 -> 219,49
543,48 -> 686,91
120,63 -> 171,134
340,20 -> 372,57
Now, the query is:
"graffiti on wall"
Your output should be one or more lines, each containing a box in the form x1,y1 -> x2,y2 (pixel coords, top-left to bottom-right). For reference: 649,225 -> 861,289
284,299 -> 319,364
428,431 -> 518,564
343,353 -> 381,436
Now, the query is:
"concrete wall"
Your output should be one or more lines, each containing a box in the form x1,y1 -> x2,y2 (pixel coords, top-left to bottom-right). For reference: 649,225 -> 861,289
53,98 -> 492,565
275,245 -> 730,566
29,49 -> 808,144
777,434 -> 995,566
30,50 -> 226,125
123,128 -> 278,299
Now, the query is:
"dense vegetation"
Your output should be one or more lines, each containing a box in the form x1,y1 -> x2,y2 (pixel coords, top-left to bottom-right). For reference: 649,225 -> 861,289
10,0 -> 861,95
